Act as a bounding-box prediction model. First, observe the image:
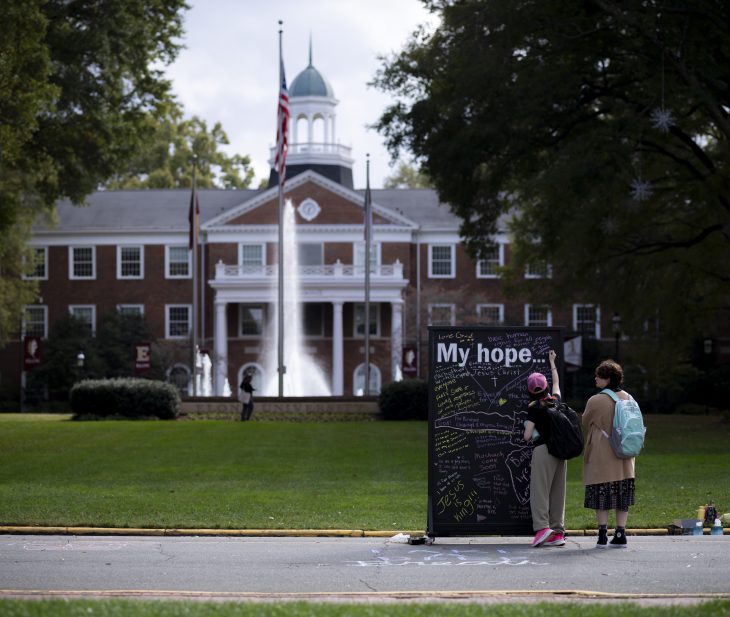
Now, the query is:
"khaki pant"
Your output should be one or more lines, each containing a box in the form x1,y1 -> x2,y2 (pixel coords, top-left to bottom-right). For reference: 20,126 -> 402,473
530,444 -> 567,533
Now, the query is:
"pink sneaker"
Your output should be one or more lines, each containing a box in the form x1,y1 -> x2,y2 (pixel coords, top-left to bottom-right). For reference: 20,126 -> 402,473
543,532 -> 566,547
531,527 -> 553,547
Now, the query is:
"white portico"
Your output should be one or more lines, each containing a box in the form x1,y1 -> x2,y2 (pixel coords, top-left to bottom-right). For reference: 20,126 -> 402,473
208,259 -> 408,395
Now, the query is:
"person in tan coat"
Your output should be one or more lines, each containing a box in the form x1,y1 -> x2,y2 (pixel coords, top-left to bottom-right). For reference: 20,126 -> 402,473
582,359 -> 635,548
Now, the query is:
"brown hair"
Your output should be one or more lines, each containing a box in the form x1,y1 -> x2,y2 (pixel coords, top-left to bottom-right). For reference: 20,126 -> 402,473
595,359 -> 624,390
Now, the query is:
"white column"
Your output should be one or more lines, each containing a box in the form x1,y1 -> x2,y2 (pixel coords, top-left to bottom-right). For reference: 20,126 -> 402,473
332,300 -> 344,395
214,300 -> 228,395
391,301 -> 404,382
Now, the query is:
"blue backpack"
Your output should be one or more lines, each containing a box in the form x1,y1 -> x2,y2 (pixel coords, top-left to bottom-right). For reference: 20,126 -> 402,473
600,389 -> 646,458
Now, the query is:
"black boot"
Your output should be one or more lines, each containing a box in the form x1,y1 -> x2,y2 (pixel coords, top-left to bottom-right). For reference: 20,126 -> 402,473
610,527 -> 627,548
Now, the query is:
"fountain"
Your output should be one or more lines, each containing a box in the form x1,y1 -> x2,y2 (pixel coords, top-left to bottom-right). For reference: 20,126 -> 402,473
195,348 -> 231,397
263,200 -> 331,396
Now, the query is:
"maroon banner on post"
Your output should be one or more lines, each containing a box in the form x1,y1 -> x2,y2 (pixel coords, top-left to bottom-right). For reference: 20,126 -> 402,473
402,347 -> 417,376
23,336 -> 42,370
134,342 -> 151,373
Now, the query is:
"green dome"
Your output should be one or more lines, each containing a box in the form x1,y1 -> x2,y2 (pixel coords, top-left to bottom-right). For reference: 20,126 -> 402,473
289,64 -> 334,98
289,40 -> 334,98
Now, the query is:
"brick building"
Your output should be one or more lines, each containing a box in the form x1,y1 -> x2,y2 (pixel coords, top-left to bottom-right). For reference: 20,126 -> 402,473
2,54 -> 609,402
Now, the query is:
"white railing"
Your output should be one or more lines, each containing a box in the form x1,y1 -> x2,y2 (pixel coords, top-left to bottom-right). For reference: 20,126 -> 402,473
215,259 -> 403,280
269,142 -> 352,158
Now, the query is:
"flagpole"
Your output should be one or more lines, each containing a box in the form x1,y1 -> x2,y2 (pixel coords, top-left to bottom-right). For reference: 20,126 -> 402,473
191,155 -> 199,397
277,21 -> 286,397
364,155 -> 371,396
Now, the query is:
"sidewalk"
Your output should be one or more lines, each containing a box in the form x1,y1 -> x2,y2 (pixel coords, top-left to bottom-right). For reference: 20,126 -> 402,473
0,525 -> 691,537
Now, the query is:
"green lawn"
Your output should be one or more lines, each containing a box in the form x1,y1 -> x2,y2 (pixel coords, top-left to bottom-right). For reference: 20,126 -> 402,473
0,414 -> 727,530
0,600 -> 728,617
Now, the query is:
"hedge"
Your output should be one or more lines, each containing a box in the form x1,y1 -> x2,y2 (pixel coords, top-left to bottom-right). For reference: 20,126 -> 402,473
70,378 -> 181,420
378,379 -> 428,420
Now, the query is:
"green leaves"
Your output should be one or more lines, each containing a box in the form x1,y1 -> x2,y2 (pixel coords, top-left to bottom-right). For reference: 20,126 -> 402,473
376,0 -> 730,354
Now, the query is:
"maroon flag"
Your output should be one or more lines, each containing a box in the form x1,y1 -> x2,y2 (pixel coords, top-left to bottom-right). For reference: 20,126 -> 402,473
23,336 -> 42,370
188,187 -> 199,250
274,56 -> 290,185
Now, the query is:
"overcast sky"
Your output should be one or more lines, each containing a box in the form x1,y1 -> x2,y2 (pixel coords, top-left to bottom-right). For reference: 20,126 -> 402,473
165,0 -> 438,189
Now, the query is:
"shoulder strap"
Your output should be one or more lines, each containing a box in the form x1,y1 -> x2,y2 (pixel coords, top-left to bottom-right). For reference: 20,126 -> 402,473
600,388 -> 620,403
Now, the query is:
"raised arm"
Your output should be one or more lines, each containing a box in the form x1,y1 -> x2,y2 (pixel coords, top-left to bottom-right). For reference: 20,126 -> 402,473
549,350 -> 561,398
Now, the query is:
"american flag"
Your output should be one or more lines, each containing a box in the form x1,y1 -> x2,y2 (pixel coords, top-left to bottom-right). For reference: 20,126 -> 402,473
274,57 -> 289,185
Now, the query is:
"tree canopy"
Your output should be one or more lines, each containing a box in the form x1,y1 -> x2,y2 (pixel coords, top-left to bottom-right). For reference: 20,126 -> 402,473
0,0 -> 187,344
105,107 -> 255,189
375,0 -> 730,352
383,161 -> 433,189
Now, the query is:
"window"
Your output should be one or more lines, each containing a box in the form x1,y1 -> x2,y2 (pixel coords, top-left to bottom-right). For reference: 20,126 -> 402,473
117,245 -> 143,279
298,243 -> 323,266
240,244 -> 265,271
239,305 -> 264,336
69,305 -> 96,335
69,246 -> 95,279
354,303 -> 379,337
574,304 -> 601,338
429,245 -> 455,278
166,304 -> 191,338
525,260 -> 553,279
303,303 -> 323,337
476,245 -> 503,278
166,245 -> 191,278
429,303 -> 455,326
23,306 -> 47,338
477,304 -> 504,325
167,364 -> 191,397
524,304 -> 552,327
354,242 -> 380,273
24,247 -> 47,280
117,304 -> 144,317
354,363 -> 381,396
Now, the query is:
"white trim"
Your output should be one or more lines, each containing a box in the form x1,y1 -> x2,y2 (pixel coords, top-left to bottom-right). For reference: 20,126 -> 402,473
238,304 -> 265,338
428,244 -> 456,278
353,362 -> 381,396
116,245 -> 144,279
573,303 -> 602,339
117,304 -> 145,316
297,197 -> 321,221
525,262 -> 554,279
476,303 -> 504,324
69,246 -> 96,280
524,304 -> 553,327
353,241 -> 381,268
23,305 -> 48,339
165,304 -> 192,339
68,304 -> 97,334
476,244 -> 504,278
165,245 -> 192,279
428,303 -> 456,326
238,242 -> 266,267
353,302 -> 380,338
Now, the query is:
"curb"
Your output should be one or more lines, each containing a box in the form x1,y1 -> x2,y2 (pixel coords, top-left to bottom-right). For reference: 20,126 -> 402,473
2,526 -> 723,537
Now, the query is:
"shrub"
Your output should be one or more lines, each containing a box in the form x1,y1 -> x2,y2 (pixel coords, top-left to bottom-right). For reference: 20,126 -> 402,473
70,378 -> 180,420
378,379 -> 428,420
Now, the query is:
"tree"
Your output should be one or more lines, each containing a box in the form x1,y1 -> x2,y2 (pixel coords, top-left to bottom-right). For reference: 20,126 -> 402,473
383,161 -> 433,189
0,0 -> 187,345
374,0 -> 730,355
105,106 -> 255,189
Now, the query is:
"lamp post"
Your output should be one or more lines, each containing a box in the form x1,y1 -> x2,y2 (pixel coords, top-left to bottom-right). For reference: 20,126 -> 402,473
612,313 -> 621,361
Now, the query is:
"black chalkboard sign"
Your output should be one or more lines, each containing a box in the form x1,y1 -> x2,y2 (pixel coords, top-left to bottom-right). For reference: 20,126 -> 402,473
427,326 -> 564,537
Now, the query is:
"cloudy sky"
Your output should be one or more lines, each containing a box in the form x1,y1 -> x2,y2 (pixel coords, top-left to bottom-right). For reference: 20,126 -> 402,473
165,0 -> 438,189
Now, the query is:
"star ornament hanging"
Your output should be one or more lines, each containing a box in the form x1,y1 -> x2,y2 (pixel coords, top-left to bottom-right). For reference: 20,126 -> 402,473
649,107 -> 674,133
630,178 -> 653,202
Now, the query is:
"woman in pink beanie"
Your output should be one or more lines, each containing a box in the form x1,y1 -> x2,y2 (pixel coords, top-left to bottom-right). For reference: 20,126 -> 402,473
523,350 -> 566,547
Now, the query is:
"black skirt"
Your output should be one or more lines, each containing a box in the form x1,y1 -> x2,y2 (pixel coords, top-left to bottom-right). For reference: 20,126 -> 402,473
584,478 -> 635,512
